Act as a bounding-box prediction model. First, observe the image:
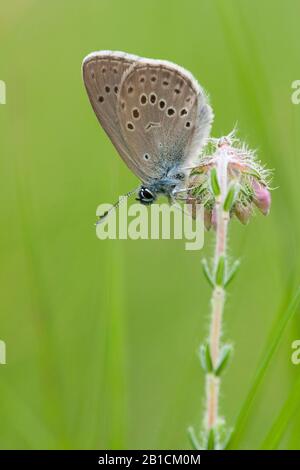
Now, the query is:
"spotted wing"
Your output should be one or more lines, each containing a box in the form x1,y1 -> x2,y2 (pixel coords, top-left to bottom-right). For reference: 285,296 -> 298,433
116,59 -> 213,183
82,51 -> 150,180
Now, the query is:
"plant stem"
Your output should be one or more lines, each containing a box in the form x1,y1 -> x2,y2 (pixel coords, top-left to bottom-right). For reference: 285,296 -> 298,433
205,146 -> 230,433
190,132 -> 271,449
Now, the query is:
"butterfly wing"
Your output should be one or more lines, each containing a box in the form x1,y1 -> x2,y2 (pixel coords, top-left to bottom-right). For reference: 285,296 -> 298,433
117,58 -> 213,183
82,51 -> 150,180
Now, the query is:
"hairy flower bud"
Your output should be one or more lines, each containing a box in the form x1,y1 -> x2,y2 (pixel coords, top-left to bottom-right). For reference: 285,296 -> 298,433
252,180 -> 271,215
204,209 -> 212,231
186,130 -> 272,226
186,196 -> 198,220
234,203 -> 252,224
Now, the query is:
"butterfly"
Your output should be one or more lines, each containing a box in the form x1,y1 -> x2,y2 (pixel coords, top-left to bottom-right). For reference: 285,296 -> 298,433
82,51 -> 213,216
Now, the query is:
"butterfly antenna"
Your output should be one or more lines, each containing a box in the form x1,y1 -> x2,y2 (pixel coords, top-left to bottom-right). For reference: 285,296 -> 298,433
95,188 -> 138,225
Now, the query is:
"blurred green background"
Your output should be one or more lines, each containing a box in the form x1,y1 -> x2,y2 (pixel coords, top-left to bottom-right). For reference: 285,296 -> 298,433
0,0 -> 300,450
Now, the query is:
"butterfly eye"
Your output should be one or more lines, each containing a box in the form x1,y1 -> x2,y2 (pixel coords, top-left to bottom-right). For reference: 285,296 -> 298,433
138,187 -> 156,205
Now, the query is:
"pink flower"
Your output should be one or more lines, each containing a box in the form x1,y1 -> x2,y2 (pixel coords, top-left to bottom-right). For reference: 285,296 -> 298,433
252,180 -> 271,215
187,131 -> 273,226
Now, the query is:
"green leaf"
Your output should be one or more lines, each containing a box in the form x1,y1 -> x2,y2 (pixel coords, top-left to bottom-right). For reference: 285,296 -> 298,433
224,260 -> 240,287
221,428 -> 233,450
215,344 -> 233,376
201,258 -> 214,287
216,422 -> 233,450
215,255 -> 226,286
228,287 -> 300,448
210,168 -> 221,197
223,183 -> 237,211
198,343 -> 213,373
207,428 -> 216,450
187,426 -> 202,450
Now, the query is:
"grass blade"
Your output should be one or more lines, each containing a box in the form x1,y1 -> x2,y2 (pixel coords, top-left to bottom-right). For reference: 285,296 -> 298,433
261,374 -> 300,449
229,286 -> 300,448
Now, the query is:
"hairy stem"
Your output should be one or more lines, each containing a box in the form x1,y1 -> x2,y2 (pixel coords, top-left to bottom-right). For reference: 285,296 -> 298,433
205,146 -> 229,433
190,132 -> 270,449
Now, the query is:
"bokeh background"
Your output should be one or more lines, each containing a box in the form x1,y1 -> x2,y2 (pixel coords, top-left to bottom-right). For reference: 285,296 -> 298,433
1,0 -> 300,450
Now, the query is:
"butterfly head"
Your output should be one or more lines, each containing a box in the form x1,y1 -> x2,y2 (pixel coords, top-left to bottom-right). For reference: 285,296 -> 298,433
137,186 -> 157,205
136,172 -> 186,205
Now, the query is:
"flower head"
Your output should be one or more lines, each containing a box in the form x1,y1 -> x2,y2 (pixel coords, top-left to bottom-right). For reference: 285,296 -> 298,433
186,130 -> 272,227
